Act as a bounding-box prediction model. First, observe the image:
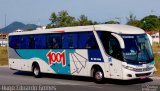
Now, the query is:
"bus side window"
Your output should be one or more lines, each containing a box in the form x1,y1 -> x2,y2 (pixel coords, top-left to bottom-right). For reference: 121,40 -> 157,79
78,32 -> 88,49
29,36 -> 35,49
47,34 -> 62,49
15,36 -> 21,49
68,33 -> 74,48
63,33 -> 68,48
21,36 -> 29,49
9,36 -> 17,48
86,32 -> 98,49
109,36 -> 122,60
35,35 -> 46,49
78,32 -> 98,49
97,31 -> 122,60
97,31 -> 110,53
62,33 -> 78,49
72,33 -> 78,48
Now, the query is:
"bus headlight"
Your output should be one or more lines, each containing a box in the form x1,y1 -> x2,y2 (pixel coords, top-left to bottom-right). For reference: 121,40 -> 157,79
122,65 -> 154,72
122,65 -> 135,71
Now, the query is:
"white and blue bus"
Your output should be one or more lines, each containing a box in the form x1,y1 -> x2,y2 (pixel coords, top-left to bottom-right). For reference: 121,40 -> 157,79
8,24 -> 156,83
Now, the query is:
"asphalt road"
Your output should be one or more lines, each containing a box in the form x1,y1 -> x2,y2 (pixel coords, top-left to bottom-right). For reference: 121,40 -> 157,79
0,66 -> 160,91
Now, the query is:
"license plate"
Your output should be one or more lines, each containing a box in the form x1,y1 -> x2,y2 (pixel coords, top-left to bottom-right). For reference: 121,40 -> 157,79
140,76 -> 147,79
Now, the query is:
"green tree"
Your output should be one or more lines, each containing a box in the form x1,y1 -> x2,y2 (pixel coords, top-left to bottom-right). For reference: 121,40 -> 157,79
47,11 -> 97,28
49,12 -> 58,28
58,10 -> 75,27
46,24 -> 53,29
139,15 -> 160,31
126,13 -> 140,27
126,13 -> 136,22
48,10 -> 76,28
127,20 -> 140,27
78,15 -> 93,26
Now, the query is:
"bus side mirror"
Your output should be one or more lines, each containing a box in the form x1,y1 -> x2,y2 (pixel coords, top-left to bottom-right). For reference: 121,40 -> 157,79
146,33 -> 153,46
111,33 -> 125,49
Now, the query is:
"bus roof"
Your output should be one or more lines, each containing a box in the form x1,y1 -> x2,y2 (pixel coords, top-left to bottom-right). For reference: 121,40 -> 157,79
9,24 -> 145,36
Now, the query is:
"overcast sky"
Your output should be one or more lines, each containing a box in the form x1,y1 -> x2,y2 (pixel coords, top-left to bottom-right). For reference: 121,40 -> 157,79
0,0 -> 160,28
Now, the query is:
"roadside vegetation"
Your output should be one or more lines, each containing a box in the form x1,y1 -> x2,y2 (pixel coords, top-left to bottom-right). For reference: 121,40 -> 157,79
0,47 -> 8,66
47,11 -> 160,33
153,43 -> 160,77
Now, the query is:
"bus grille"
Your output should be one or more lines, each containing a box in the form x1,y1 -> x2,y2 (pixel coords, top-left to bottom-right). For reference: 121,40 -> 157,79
135,72 -> 151,77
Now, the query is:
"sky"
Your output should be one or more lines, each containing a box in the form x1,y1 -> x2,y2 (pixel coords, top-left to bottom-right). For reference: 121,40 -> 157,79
0,0 -> 160,28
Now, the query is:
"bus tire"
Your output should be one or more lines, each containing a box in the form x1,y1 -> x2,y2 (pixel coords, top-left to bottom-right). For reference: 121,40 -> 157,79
32,63 -> 41,78
93,69 -> 104,83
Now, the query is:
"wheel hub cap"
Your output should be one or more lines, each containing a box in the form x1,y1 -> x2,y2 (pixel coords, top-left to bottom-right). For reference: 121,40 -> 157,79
95,71 -> 103,80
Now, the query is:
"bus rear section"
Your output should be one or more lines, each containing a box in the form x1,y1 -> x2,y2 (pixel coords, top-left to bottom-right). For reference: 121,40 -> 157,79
8,31 -> 106,82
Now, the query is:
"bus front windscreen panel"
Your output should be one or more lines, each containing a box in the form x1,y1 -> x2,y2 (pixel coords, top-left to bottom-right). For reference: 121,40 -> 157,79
121,34 -> 154,65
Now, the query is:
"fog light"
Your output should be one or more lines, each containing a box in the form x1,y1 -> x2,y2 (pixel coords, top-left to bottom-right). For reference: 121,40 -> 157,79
127,74 -> 132,77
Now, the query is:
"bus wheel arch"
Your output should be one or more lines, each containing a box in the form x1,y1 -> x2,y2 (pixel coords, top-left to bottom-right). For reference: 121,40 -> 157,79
32,62 -> 41,78
91,65 -> 104,83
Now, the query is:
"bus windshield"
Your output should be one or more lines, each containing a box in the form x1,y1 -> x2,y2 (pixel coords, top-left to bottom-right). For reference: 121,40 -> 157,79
121,34 -> 154,65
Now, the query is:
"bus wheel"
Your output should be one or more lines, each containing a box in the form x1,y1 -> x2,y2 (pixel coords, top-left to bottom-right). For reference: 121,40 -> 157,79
93,69 -> 104,83
32,64 -> 41,78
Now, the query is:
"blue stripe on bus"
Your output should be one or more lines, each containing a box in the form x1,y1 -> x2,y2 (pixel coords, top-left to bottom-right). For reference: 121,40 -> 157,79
88,49 -> 104,62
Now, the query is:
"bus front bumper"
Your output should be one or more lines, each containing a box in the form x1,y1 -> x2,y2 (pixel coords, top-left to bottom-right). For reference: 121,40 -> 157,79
122,67 -> 156,80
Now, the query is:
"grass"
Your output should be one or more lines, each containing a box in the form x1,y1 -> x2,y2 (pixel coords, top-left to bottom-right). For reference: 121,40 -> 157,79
0,47 -> 8,66
152,43 -> 160,77
152,43 -> 160,53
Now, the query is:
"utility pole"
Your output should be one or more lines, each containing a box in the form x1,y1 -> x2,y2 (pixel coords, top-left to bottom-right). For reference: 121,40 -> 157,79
37,18 -> 40,27
4,14 -> 7,27
159,29 -> 160,44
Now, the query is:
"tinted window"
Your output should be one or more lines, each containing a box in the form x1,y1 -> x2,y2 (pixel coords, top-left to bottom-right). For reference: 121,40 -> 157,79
98,31 -> 122,60
9,32 -> 98,49
28,35 -> 35,49
21,36 -> 29,49
62,32 -> 98,49
63,33 -> 78,48
47,34 -> 62,49
9,36 -> 18,48
97,31 -> 110,53
122,34 -> 154,64
108,37 -> 122,59
35,35 -> 46,49
78,32 -> 98,49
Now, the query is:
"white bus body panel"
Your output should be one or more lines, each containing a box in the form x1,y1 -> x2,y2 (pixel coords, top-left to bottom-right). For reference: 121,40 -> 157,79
8,24 -> 154,80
